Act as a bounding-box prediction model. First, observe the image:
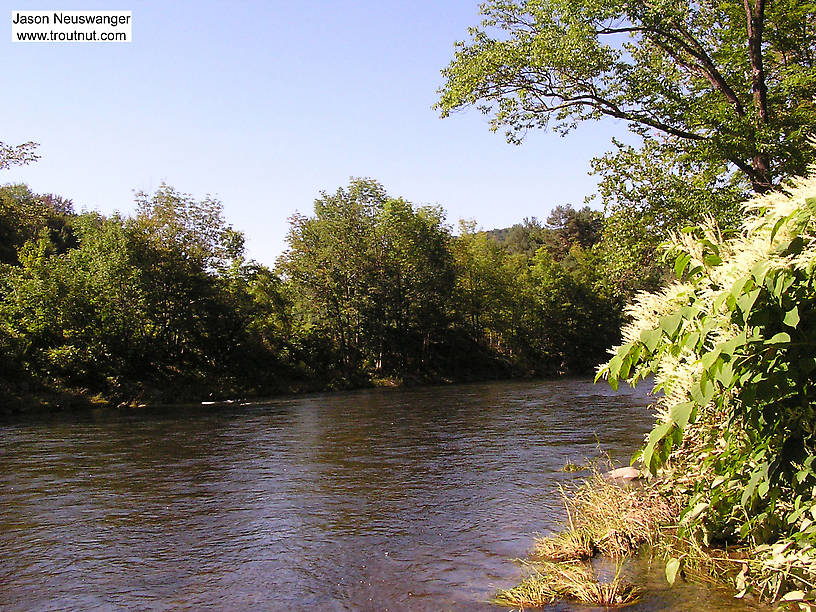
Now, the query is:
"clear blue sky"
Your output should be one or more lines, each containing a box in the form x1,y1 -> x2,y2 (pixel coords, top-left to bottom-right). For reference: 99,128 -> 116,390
4,0 -> 630,266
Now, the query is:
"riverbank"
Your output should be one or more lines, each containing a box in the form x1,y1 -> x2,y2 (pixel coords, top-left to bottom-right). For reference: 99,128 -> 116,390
496,468 -> 814,609
0,360 -> 546,415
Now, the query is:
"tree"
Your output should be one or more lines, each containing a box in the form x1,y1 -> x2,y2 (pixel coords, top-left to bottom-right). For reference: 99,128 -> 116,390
0,184 -> 288,402
0,213 -> 148,390
542,204 -> 603,260
279,178 -> 455,379
593,138 -> 748,292
126,185 -> 252,387
502,217 -> 546,257
0,185 -> 76,265
451,221 -> 510,343
437,0 -> 816,194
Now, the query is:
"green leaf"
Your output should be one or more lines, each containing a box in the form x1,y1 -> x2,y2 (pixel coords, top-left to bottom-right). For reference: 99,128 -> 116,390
716,334 -> 745,358
642,421 -> 674,472
700,238 -> 720,257
682,331 -> 700,351
751,261 -> 772,285
680,305 -> 701,319
736,288 -> 761,316
730,276 -> 752,299
670,401 -> 694,429
674,253 -> 692,279
690,376 -> 716,406
665,557 -> 681,587
716,361 -> 735,388
607,354 -> 623,379
640,328 -> 662,353
701,347 -> 722,371
704,253 -> 722,267
742,464 -> 768,506
768,332 -> 791,344
783,306 -> 800,328
619,354 -> 633,381
769,216 -> 787,243
659,312 -> 683,337
773,271 -> 795,297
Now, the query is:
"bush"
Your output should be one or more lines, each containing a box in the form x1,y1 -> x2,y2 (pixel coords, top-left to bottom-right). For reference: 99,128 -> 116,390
598,166 -> 816,602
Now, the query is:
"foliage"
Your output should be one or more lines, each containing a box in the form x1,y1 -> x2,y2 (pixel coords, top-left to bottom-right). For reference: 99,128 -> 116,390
438,0 -> 816,293
0,185 -> 76,265
454,212 -> 622,375
599,165 -> 816,601
0,185 -> 287,403
594,139 -> 746,293
0,177 -> 628,406
0,141 -> 40,170
278,178 -> 455,381
437,0 -> 816,192
542,204 -> 603,260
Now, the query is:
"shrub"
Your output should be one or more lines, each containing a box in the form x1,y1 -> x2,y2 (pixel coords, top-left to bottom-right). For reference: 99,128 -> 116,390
598,166 -> 816,602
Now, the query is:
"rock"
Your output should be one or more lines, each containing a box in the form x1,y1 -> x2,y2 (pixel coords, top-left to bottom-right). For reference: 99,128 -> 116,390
605,466 -> 642,482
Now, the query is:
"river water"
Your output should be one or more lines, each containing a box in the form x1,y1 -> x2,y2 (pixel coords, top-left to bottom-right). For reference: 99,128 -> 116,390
0,379 -> 762,610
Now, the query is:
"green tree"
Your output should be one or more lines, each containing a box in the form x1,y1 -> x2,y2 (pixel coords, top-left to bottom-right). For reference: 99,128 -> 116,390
437,0 -> 816,193
126,184 -> 254,391
532,244 -> 622,372
451,221 -> 510,343
438,0 -> 816,291
0,214 -> 147,391
0,184 -> 286,402
279,178 -> 455,380
0,185 -> 76,265
542,204 -> 604,260
502,217 -> 546,257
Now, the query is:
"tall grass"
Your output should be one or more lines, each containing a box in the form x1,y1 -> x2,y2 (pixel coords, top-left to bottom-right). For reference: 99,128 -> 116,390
494,561 -> 643,608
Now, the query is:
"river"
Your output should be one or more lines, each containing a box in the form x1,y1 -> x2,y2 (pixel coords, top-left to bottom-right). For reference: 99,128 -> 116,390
0,378 -> 762,610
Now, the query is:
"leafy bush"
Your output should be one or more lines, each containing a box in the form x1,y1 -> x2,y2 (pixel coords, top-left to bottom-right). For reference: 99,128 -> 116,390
598,166 -> 816,600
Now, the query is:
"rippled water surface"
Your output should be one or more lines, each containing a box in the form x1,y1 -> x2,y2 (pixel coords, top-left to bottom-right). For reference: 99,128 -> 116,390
0,379 -> 760,610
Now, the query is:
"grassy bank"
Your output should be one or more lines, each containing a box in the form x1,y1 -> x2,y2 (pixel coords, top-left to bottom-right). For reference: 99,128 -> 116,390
494,471 -> 773,609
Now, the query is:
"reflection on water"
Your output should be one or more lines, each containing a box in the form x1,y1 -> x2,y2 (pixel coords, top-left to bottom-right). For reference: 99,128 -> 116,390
0,379 -> 760,610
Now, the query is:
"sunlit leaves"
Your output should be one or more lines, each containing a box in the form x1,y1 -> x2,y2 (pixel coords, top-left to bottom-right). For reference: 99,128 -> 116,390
599,166 -> 816,577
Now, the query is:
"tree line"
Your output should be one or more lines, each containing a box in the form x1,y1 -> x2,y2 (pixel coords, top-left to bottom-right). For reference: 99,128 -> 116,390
0,175 -> 635,408
3,0 -> 813,410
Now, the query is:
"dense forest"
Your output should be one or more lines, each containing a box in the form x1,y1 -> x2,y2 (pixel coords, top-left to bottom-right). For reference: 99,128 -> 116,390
0,171 -> 641,409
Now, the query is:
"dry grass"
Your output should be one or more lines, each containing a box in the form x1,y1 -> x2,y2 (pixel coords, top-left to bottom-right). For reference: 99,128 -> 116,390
533,529 -> 593,562
570,474 -> 677,557
494,561 -> 643,609
496,473 -> 680,608
532,475 -> 679,561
